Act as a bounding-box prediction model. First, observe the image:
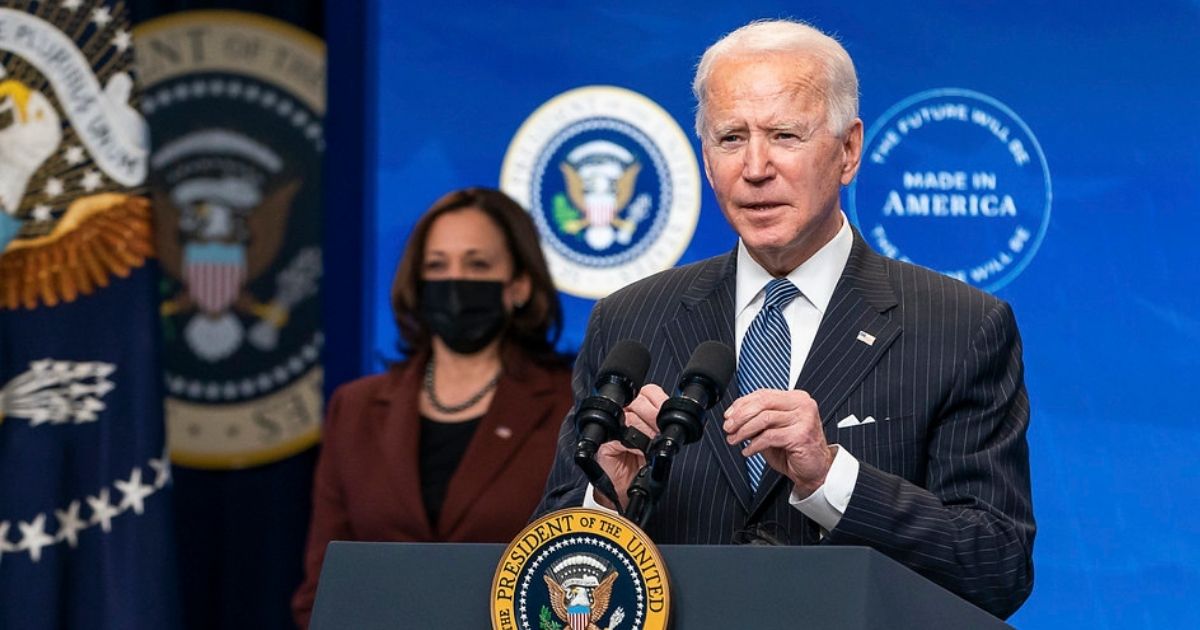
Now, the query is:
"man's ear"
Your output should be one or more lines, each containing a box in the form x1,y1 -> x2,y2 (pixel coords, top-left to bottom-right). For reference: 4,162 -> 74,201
840,118 -> 864,185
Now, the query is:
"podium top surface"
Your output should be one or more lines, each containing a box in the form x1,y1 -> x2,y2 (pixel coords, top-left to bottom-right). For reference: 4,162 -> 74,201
311,542 -> 1012,630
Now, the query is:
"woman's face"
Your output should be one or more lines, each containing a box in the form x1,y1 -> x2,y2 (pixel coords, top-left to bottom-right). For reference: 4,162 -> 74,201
422,207 -> 531,308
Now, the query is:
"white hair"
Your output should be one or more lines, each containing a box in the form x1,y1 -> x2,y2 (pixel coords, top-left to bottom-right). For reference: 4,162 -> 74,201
692,19 -> 859,140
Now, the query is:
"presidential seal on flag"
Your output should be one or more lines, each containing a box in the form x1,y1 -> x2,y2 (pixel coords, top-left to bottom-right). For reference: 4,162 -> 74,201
135,11 -> 325,470
0,5 -> 153,310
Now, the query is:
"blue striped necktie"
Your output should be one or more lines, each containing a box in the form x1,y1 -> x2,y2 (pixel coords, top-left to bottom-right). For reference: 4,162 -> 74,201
738,277 -> 800,492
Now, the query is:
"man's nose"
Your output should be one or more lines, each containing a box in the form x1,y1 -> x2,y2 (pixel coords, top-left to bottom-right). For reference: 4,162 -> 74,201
741,137 -> 775,183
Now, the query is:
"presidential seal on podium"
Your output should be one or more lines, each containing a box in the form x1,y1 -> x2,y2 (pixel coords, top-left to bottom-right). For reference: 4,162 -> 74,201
492,508 -> 669,630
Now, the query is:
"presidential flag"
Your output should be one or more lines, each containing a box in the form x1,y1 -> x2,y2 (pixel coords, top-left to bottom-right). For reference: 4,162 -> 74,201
0,1 -> 180,628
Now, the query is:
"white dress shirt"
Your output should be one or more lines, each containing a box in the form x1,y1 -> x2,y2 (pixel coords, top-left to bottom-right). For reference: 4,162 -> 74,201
732,213 -> 859,533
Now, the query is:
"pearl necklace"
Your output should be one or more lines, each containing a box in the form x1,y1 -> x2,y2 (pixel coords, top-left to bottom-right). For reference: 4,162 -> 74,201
423,357 -> 501,415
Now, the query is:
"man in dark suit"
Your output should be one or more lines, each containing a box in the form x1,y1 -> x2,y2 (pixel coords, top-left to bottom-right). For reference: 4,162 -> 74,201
536,19 -> 1034,618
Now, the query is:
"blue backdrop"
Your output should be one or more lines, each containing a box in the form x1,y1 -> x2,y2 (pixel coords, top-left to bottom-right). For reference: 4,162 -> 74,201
350,2 -> 1200,626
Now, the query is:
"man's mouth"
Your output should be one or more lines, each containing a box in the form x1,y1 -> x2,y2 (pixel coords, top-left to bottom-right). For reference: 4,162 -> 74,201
739,201 -> 787,211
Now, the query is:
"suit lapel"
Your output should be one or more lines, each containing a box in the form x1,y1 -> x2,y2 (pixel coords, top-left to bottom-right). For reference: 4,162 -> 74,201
438,354 -> 554,536
661,251 -> 753,511
750,230 -> 902,513
378,360 -> 435,539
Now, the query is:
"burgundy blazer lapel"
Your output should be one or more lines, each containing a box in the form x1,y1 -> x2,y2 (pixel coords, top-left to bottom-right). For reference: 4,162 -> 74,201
437,353 -> 560,536
377,359 -> 435,539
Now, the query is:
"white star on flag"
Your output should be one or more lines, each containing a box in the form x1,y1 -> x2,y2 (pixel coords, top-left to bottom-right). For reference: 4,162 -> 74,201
87,488 -> 120,532
55,501 -> 87,548
91,6 -> 112,28
17,514 -> 55,563
112,30 -> 132,53
81,170 -> 103,192
115,468 -> 154,515
0,521 -> 12,553
44,177 -> 64,197
149,455 -> 172,489
61,0 -> 82,10
65,146 -> 86,165
32,205 -> 53,222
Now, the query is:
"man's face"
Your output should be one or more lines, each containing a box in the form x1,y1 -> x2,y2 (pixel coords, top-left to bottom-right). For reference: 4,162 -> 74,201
700,53 -> 863,275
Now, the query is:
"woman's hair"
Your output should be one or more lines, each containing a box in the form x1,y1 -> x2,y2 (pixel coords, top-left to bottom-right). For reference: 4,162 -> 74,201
390,187 -> 564,361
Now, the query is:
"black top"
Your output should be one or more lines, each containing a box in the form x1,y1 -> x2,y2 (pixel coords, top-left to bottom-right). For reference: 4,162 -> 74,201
418,415 -> 482,525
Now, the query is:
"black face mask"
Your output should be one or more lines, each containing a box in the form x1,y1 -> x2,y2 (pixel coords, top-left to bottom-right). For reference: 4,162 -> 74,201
420,279 -> 509,355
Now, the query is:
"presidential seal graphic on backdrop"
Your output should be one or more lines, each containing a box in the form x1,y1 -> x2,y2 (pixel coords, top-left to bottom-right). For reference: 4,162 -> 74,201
848,88 -> 1052,292
501,86 -> 701,299
492,509 -> 669,630
134,11 -> 325,469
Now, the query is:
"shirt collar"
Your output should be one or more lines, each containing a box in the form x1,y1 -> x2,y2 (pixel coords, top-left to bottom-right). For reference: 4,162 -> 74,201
735,212 -> 853,316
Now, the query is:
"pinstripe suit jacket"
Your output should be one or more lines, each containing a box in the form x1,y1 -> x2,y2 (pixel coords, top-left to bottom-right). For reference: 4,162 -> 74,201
536,230 -> 1035,618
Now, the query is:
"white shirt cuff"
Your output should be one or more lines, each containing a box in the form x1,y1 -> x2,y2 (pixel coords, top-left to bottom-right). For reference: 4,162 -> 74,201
583,484 -> 621,515
788,445 -> 860,532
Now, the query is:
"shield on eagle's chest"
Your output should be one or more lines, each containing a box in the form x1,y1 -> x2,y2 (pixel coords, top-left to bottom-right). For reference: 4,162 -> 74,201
184,241 -> 246,314
568,608 -> 590,630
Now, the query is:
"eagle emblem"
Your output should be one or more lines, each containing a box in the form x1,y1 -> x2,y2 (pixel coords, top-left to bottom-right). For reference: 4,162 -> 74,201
556,140 -> 649,251
0,78 -> 62,223
543,553 -> 626,630
154,163 -> 301,363
0,6 -> 155,311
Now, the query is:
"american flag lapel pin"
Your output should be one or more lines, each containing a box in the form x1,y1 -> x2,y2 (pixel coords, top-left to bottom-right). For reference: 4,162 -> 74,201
856,330 -> 876,346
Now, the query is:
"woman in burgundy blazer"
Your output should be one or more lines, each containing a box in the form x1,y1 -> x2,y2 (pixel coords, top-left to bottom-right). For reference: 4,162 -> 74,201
292,189 -> 573,627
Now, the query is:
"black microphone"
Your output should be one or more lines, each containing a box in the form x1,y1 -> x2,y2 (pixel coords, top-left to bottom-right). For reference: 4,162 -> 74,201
574,340 -> 651,460
624,340 -> 735,526
648,340 -> 736,464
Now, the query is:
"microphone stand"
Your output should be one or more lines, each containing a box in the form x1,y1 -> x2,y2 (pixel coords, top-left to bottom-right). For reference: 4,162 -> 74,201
623,396 -> 705,528
622,462 -> 663,529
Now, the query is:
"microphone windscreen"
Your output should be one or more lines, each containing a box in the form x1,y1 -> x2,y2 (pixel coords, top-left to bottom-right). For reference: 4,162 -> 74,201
598,339 -> 651,387
683,340 -> 735,389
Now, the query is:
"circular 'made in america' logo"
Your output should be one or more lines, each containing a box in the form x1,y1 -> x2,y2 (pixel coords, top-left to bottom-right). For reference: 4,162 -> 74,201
501,86 -> 701,299
848,88 -> 1051,292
